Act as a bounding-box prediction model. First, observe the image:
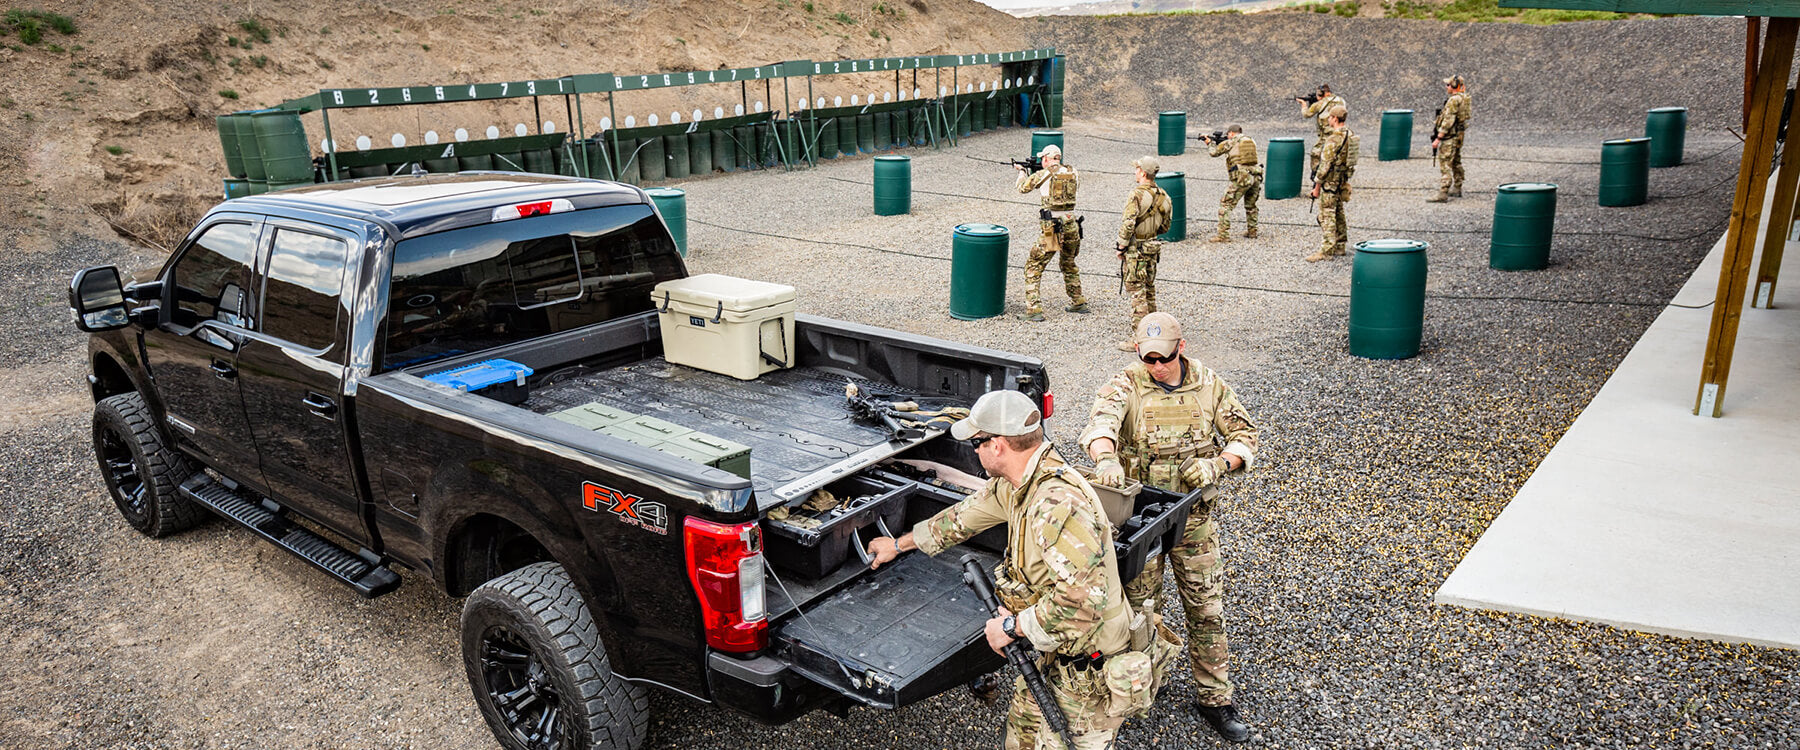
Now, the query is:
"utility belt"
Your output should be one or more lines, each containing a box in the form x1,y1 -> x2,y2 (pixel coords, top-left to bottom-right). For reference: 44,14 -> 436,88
1052,649 -> 1111,671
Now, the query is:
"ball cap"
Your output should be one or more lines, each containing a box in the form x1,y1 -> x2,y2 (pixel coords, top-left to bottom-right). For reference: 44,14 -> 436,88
949,390 -> 1043,441
1135,311 -> 1183,357
1443,75 -> 1464,87
1132,155 -> 1159,175
1036,143 -> 1063,159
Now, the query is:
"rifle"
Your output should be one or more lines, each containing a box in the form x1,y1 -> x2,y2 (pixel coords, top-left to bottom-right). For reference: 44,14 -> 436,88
1196,131 -> 1227,146
961,557 -> 1077,750
1433,100 -> 1447,158
1010,155 -> 1044,173
1295,92 -> 1320,105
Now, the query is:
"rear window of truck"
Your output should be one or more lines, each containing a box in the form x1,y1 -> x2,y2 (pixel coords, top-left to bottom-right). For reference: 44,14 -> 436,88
381,204 -> 683,370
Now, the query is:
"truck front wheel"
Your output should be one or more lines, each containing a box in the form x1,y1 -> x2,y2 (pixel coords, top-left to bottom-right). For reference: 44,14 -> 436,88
462,561 -> 649,750
93,391 -> 206,537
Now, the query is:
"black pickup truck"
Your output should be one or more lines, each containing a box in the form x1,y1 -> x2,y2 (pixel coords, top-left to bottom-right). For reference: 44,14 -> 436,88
68,173 -> 1196,750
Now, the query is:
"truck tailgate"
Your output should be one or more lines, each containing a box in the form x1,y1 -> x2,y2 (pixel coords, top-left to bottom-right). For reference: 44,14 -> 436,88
769,549 -> 1005,710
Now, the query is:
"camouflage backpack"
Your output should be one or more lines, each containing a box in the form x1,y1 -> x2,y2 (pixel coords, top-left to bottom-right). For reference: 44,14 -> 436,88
1341,129 -> 1361,181
1150,186 -> 1173,236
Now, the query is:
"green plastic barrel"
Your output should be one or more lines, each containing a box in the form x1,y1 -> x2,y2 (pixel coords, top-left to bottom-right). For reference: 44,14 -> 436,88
223,178 -> 251,199
858,113 -> 876,153
246,179 -> 269,195
638,136 -> 666,182
252,111 -> 312,183
1599,137 -> 1650,207
958,98 -> 973,137
1155,171 -> 1187,241
523,148 -> 555,174
1045,92 -> 1064,128
890,111 -> 909,148
687,131 -> 711,176
815,116 -> 836,160
1491,183 -> 1558,271
493,152 -> 525,171
734,126 -> 755,170
997,96 -> 1014,129
1646,107 -> 1687,168
1265,137 -> 1304,200
839,114 -> 858,155
873,112 -> 894,151
216,115 -> 247,179
1031,131 -> 1063,159
424,156 -> 459,174
1379,109 -> 1413,161
648,187 -> 688,257
913,107 -> 932,146
707,129 -> 732,172
617,138 -> 643,184
779,119 -> 802,165
233,115 -> 266,182
589,138 -> 619,180
665,134 -> 690,179
1158,111 -> 1187,157
267,178 -> 314,191
984,96 -> 1000,131
950,223 -> 1009,320
873,155 -> 911,216
351,164 -> 390,178
1349,239 -> 1429,359
757,123 -> 780,167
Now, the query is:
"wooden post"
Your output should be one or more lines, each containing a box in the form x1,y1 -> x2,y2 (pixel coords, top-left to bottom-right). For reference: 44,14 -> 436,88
1697,16 -> 1798,417
1753,178 -> 1795,309
1746,17 -> 1762,131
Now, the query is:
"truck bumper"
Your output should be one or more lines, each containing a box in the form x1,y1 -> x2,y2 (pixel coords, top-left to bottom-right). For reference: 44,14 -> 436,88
706,652 -> 841,724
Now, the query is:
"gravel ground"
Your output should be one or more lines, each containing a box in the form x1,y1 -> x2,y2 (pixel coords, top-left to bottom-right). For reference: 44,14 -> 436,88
6,14 -> 1800,748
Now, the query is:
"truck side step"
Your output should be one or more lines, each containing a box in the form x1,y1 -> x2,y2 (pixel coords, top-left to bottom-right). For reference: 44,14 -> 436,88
179,475 -> 401,598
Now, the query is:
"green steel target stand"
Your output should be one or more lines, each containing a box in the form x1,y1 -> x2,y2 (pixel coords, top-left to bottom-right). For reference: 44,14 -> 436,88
225,49 -> 1063,200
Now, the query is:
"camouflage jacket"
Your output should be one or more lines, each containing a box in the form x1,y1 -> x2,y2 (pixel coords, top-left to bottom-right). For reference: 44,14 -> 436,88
911,444 -> 1132,657
1017,164 -> 1079,212
1304,94 -> 1348,139
1117,182 -> 1173,244
1079,356 -> 1260,493
1436,91 -> 1472,140
1315,127 -> 1352,189
1209,135 -> 1262,182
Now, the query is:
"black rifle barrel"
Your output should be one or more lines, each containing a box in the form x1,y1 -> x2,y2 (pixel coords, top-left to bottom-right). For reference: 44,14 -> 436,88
961,556 -> 1077,750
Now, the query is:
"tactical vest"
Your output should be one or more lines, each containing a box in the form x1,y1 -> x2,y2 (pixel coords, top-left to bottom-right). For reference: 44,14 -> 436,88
1043,166 -> 1078,211
1129,184 -> 1173,241
1232,136 -> 1259,168
995,460 -> 1133,657
1118,363 -> 1224,492
1313,95 -> 1345,138
1342,129 -> 1360,180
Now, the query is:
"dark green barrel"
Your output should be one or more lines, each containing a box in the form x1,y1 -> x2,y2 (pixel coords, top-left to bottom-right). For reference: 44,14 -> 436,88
1158,111 -> 1187,157
874,112 -> 894,151
1155,171 -> 1187,241
523,148 -> 555,174
687,131 -> 711,176
493,152 -> 525,171
1491,183 -> 1558,271
1265,137 -> 1304,200
424,155 -> 459,174
252,111 -> 312,183
857,113 -> 876,153
1031,131 -> 1063,159
913,106 -> 932,146
245,179 -> 269,195
456,153 -> 492,171
779,119 -> 803,165
1045,93 -> 1064,128
984,95 -> 999,131
950,223 -> 1009,320
216,114 -> 248,179
267,177 -> 315,192
232,114 -> 266,182
836,114 -> 856,155
665,134 -> 690,179
735,126 -> 756,170
873,155 -> 911,216
758,122 -> 781,167
351,164 -> 391,178
1599,137 -> 1650,207
223,178 -> 251,199
1349,239 -> 1429,359
647,187 -> 688,257
1646,107 -> 1687,167
958,97 -> 974,136
617,138 -> 643,184
816,115 -> 838,159
997,96 -> 1014,129
890,110 -> 909,148
590,138 -> 620,180
638,136 -> 666,182
712,129 -> 737,172
1379,109 -> 1413,161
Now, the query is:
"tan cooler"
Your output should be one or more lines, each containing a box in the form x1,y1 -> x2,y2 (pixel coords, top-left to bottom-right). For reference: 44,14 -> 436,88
652,274 -> 797,380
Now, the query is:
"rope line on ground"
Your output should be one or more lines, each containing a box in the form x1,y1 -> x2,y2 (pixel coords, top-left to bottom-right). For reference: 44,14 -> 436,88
1072,132 -> 1743,167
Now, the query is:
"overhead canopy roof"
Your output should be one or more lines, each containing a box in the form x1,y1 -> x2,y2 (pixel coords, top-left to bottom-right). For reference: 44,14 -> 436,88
1499,0 -> 1800,15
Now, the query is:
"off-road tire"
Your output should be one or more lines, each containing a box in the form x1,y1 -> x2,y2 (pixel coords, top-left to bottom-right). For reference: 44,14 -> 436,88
462,561 -> 649,750
93,391 -> 206,537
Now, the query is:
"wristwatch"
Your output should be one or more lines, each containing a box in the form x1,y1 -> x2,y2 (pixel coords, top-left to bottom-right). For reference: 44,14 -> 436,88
1001,615 -> 1020,640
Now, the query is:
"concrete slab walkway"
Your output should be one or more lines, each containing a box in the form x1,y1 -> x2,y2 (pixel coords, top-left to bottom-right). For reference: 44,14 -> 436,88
1436,185 -> 1800,649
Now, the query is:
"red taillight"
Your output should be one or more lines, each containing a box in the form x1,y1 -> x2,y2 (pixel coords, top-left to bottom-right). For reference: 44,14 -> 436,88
1041,391 -> 1055,419
684,517 -> 768,653
490,198 -> 574,222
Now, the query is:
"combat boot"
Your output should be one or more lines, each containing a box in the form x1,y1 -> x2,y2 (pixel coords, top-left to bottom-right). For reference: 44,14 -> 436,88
1196,703 -> 1251,743
1019,308 -> 1046,322
1065,301 -> 1091,314
1207,234 -> 1230,244
1426,189 -> 1449,203
1243,228 -> 1259,239
1304,251 -> 1330,263
1450,183 -> 1463,198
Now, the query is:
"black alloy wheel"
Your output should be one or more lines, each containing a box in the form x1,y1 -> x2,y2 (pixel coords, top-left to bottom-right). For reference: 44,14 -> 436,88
479,624 -> 574,750
92,392 -> 206,537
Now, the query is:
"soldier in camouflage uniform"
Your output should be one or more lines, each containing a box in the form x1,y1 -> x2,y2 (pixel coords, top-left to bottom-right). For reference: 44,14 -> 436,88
1081,312 -> 1260,744
1307,106 -> 1353,263
1427,75 -> 1472,202
1114,156 -> 1175,352
1298,83 -> 1348,176
1205,126 -> 1263,242
869,390 -> 1138,749
1015,144 -> 1087,322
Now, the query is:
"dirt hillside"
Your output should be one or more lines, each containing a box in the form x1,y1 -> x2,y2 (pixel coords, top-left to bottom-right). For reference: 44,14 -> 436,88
0,0 -> 1026,252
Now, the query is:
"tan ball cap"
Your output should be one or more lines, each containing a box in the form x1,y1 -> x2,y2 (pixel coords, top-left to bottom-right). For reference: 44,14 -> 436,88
1134,312 -> 1183,357
1132,155 -> 1159,176
949,390 -> 1043,441
1036,143 -> 1063,159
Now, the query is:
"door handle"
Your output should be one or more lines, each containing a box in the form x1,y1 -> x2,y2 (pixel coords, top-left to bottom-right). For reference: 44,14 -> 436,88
210,360 -> 237,380
302,393 -> 338,420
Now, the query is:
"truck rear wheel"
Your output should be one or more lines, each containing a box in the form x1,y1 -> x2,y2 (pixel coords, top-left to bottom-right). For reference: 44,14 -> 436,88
93,391 -> 206,537
462,561 -> 649,750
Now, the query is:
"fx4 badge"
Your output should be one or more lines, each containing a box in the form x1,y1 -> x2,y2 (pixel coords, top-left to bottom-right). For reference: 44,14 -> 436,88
583,481 -> 669,535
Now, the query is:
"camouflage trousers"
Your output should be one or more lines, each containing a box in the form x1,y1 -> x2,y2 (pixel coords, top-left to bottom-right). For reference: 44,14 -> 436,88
1125,509 -> 1232,706
1436,135 -> 1465,192
1004,659 -> 1124,750
1024,219 -> 1084,313
1122,240 -> 1161,330
1317,186 -> 1348,257
1217,174 -> 1261,236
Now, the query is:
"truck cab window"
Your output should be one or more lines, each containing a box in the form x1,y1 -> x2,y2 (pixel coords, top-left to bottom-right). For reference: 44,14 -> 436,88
169,221 -> 258,329
260,228 -> 349,355
383,205 -> 682,370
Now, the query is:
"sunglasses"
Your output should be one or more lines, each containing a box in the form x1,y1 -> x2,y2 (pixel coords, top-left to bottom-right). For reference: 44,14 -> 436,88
1140,350 -> 1178,365
968,434 -> 998,450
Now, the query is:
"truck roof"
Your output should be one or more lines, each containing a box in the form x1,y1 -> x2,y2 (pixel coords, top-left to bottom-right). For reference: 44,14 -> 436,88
223,172 -> 650,239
